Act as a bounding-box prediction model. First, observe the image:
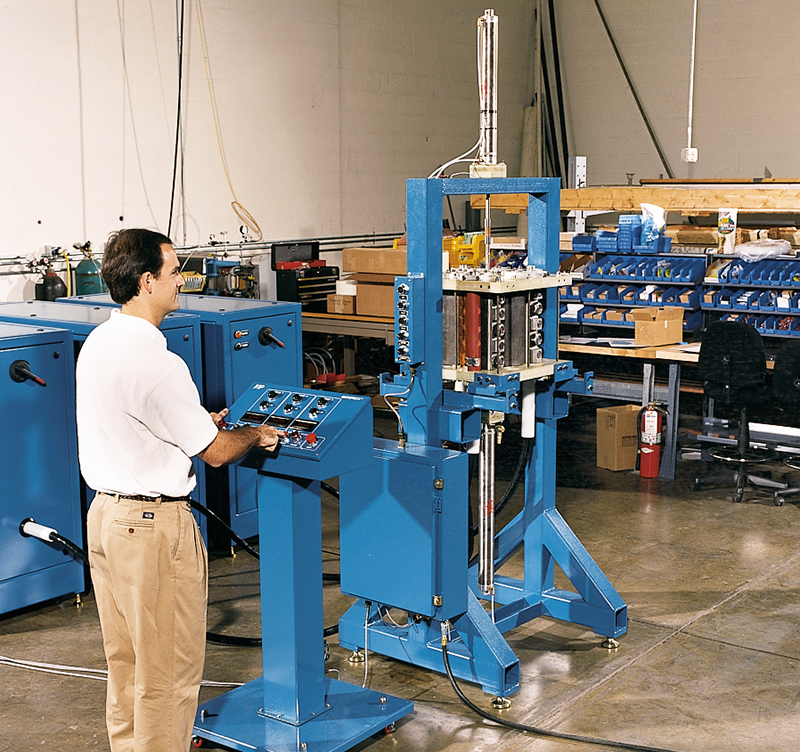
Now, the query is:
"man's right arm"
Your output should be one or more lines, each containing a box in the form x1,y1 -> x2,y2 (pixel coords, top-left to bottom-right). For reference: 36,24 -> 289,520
197,424 -> 281,468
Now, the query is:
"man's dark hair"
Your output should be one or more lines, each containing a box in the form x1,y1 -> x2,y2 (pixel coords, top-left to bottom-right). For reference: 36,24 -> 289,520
102,229 -> 174,304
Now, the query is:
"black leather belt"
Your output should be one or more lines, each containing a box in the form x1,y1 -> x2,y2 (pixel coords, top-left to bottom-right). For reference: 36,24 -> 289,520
104,492 -> 192,503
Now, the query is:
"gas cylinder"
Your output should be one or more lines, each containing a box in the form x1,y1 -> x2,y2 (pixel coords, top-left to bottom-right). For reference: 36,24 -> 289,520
75,244 -> 106,295
35,271 -> 67,301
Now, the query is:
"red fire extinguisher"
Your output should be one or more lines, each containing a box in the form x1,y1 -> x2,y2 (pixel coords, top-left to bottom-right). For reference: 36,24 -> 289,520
637,403 -> 667,478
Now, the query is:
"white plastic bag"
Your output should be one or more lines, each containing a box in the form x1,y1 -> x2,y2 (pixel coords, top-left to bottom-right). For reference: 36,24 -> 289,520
640,203 -> 666,245
734,239 -> 791,261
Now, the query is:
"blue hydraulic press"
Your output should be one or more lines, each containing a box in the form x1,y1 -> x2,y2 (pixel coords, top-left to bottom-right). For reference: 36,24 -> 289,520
337,177 -> 627,699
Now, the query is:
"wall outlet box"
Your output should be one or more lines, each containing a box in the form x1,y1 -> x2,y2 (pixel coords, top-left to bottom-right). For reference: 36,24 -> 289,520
681,147 -> 698,163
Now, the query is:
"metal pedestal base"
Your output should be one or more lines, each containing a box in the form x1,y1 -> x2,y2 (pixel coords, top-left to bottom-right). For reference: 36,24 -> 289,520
194,677 -> 411,752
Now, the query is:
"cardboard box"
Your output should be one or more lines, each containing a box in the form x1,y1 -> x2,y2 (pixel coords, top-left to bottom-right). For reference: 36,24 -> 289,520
630,307 -> 684,346
355,276 -> 395,317
342,247 -> 407,276
597,404 -> 640,471
327,294 -> 356,315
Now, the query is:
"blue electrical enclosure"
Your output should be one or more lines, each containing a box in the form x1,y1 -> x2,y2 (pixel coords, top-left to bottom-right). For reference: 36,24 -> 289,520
60,294 -> 303,541
339,439 -> 467,619
0,322 -> 84,615
0,301 -> 207,538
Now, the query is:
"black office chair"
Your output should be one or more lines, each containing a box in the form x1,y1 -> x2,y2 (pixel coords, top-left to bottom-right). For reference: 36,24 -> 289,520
770,340 -> 800,505
692,321 -> 777,503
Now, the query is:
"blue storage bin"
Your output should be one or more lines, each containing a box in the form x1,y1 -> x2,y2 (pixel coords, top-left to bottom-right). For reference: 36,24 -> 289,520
579,283 -> 600,302
632,236 -> 672,254
774,314 -> 793,334
715,288 -> 734,308
593,284 -> 619,303
618,285 -> 639,304
673,287 -> 700,308
673,257 -> 705,283
768,261 -> 791,285
755,314 -> 775,333
718,259 -> 747,284
731,289 -> 753,310
617,215 -> 642,252
758,289 -> 780,311
559,303 -> 582,322
684,309 -> 703,331
571,234 -> 597,253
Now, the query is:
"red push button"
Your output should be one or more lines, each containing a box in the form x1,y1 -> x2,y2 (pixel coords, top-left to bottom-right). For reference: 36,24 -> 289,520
306,432 -> 318,445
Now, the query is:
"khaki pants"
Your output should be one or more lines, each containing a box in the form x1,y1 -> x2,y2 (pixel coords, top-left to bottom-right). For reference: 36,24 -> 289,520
87,493 -> 208,752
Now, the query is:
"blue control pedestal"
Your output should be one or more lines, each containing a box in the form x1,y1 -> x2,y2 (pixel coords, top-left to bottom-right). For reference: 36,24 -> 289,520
192,383 -> 412,752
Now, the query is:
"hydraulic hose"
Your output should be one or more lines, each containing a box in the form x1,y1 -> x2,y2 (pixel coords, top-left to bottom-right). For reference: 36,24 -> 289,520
468,438 -> 531,568
20,513 -> 340,646
189,499 -> 340,583
440,623 -> 680,752
19,519 -> 89,564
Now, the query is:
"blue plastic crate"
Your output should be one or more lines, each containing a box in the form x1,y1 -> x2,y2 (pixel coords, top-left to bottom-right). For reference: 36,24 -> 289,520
571,234 -> 597,253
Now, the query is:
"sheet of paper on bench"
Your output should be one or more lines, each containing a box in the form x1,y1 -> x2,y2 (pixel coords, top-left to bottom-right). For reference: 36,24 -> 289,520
561,337 -> 648,348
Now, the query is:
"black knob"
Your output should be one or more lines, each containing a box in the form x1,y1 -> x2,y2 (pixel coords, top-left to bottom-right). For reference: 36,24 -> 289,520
258,327 -> 285,348
9,360 -> 46,386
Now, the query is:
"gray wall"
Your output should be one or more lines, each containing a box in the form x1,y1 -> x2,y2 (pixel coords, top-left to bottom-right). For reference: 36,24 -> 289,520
0,0 -> 536,301
555,0 -> 800,186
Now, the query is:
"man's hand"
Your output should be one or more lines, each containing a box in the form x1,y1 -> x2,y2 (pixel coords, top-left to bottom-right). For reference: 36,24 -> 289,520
198,412 -> 285,468
255,425 -> 282,452
210,408 -> 230,427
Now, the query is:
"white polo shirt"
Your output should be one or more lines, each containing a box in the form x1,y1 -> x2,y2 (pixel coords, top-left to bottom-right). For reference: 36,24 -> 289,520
76,310 -> 218,498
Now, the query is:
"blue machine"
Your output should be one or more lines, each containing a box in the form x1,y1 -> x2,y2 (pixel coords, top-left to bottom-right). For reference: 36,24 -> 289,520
60,294 -> 303,541
192,383 -> 413,752
0,322 -> 84,615
0,301 -> 207,537
337,178 -> 627,699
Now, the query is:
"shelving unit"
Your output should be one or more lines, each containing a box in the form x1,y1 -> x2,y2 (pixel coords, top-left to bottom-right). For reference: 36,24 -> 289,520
701,255 -> 800,337
560,244 -> 706,332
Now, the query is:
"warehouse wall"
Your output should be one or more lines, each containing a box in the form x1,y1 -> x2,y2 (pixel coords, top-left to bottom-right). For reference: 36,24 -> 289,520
554,0 -> 800,186
0,0 -> 535,291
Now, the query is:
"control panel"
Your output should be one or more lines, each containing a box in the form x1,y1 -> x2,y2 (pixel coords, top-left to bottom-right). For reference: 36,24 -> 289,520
395,275 -> 424,364
226,383 -> 373,480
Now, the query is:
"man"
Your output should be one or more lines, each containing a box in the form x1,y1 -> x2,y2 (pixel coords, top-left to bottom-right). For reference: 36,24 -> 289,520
76,228 -> 280,752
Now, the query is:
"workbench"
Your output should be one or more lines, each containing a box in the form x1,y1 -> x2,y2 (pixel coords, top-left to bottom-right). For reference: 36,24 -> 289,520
302,311 -> 394,376
558,340 -> 701,479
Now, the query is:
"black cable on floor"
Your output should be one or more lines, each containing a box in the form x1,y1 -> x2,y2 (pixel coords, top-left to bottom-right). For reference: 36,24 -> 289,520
440,630 -> 681,752
192,500 -> 341,644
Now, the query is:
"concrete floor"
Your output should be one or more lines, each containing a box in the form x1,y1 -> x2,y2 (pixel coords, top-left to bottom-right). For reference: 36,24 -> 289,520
3,401 -> 800,752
